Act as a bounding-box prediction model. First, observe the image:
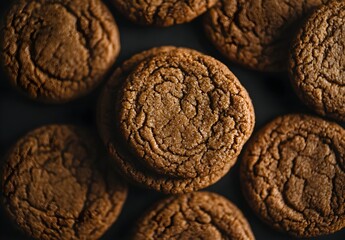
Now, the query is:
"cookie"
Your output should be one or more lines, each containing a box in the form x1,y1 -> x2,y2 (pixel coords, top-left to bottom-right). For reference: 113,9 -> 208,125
98,46 -> 255,194
133,192 -> 255,240
0,0 -> 120,103
120,48 -> 254,179
112,0 -> 217,27
240,114 -> 345,237
204,0 -> 328,71
289,0 -> 345,121
1,125 -> 127,240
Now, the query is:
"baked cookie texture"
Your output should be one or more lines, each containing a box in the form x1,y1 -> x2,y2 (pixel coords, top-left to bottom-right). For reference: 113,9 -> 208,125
290,0 -> 345,121
133,192 -> 255,240
241,114 -> 345,237
0,0 -> 120,103
112,0 -> 217,27
204,0 -> 329,72
1,125 -> 128,240
98,46 -> 255,194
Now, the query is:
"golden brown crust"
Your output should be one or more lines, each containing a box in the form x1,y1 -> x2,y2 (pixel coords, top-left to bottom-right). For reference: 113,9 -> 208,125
241,114 -> 345,237
2,125 -> 127,240
0,0 -> 120,103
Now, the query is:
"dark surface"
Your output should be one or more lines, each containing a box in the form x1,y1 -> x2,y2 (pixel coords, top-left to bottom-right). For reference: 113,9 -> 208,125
0,1 -> 344,239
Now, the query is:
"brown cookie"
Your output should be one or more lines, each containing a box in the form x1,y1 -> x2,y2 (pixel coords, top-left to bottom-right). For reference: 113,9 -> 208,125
98,46 -> 255,194
120,48 -> 254,179
240,114 -> 345,237
0,0 -> 120,103
1,125 -> 127,240
204,0 -> 329,72
112,0 -> 217,27
133,192 -> 255,240
289,0 -> 345,121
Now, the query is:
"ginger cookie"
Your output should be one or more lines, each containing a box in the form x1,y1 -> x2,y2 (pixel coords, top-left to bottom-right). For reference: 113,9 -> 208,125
98,46 -> 255,194
112,0 -> 217,27
240,114 -> 345,237
1,125 -> 127,240
289,0 -> 345,121
120,48 -> 254,178
0,0 -> 120,103
133,192 -> 255,240
204,0 -> 328,71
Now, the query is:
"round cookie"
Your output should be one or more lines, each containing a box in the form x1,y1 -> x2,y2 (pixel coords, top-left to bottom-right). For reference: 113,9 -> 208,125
112,0 -> 217,27
289,0 -> 345,121
98,46 -> 255,194
0,0 -> 120,103
240,114 -> 345,237
204,0 -> 329,71
133,192 -> 255,240
120,48 -> 254,179
1,125 -> 127,240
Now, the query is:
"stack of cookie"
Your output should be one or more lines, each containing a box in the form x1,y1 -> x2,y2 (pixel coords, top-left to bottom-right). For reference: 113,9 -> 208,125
0,0 -> 344,239
97,46 -> 255,194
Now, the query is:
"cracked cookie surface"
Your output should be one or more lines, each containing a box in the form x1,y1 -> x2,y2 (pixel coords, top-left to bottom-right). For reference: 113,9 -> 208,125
204,0 -> 328,71
1,125 -> 127,240
240,114 -> 345,237
289,0 -> 345,121
98,46 -> 254,194
120,48 -> 254,178
133,192 -> 255,240
0,0 -> 120,103
112,0 -> 217,27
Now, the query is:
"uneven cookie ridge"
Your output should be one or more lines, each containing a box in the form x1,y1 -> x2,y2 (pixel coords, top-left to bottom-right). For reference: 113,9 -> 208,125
204,0 -> 329,71
98,46 -> 254,194
120,50 -> 255,178
0,0 -> 120,103
112,0 -> 217,27
289,0 -> 345,121
241,114 -> 345,237
2,125 -> 127,240
133,192 -> 255,240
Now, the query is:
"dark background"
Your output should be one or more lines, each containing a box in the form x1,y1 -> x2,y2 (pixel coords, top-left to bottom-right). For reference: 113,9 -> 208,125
0,1 -> 344,239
